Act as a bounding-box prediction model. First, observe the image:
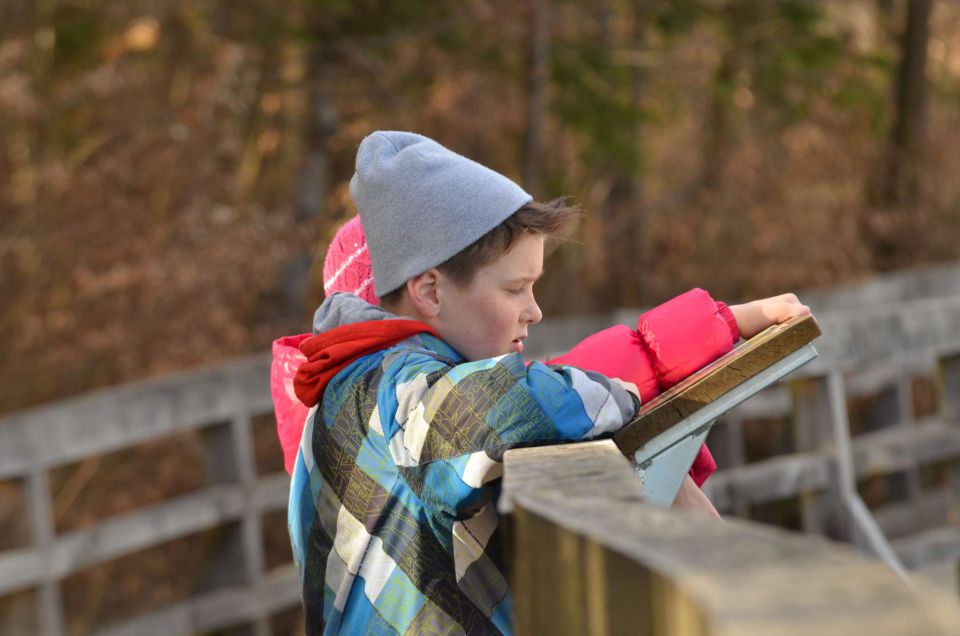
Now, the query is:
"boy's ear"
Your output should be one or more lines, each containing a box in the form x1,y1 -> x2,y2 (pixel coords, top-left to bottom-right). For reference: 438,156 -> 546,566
406,270 -> 441,318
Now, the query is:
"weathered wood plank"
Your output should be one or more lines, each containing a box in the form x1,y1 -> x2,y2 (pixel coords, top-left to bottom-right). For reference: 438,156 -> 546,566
500,440 -> 643,515
797,262 -> 960,310
614,315 -> 821,456
506,445 -> 960,636
25,468 -> 64,636
799,297 -> 960,377
873,489 -> 952,540
894,526 -> 960,570
700,452 -> 831,509
0,474 -> 289,595
0,354 -> 272,479
230,413 -> 271,636
701,418 -> 960,512
851,416 -> 960,476
92,565 -> 300,636
790,376 -> 841,537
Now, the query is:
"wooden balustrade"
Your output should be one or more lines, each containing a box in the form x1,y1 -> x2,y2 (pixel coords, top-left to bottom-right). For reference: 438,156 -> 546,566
2,272 -> 960,633
0,355 -> 296,635
502,440 -> 960,635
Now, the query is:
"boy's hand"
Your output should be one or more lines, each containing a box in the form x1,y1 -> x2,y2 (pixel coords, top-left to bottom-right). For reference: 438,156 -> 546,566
672,474 -> 722,519
728,293 -> 811,340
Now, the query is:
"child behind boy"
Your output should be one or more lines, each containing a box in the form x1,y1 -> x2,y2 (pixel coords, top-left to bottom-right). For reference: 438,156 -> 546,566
288,131 -> 808,635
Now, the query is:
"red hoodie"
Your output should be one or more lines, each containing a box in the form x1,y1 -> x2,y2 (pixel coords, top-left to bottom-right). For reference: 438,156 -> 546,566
293,320 -> 438,407
271,288 -> 737,483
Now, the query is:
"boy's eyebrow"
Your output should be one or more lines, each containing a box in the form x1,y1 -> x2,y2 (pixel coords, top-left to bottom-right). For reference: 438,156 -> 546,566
507,269 -> 546,283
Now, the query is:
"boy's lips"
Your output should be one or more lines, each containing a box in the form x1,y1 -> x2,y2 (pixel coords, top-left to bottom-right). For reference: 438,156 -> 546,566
511,338 -> 525,354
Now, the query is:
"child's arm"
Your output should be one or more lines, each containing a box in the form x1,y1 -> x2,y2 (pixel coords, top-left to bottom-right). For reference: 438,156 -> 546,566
673,474 -> 722,518
378,350 -> 640,584
549,289 -> 738,401
548,288 -> 734,487
381,350 -> 640,468
727,293 -> 811,338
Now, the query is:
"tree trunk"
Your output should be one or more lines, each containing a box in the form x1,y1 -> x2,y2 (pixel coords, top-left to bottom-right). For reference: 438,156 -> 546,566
700,45 -> 737,193
881,0 -> 933,206
285,18 -> 339,317
523,0 -> 550,197
597,0 -> 647,308
295,41 -> 337,221
617,0 -> 648,306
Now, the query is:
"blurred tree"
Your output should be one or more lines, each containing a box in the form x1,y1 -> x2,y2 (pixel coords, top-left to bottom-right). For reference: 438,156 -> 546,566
3,0 -> 960,420
549,1 -> 651,309
882,0 -> 934,206
863,0 -> 936,270
523,0 -> 550,196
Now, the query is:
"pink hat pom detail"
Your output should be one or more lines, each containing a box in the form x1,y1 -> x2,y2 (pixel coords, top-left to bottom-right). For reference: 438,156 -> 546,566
322,216 -> 379,305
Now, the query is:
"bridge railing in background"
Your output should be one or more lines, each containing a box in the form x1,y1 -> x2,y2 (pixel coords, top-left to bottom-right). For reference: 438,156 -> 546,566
1,264 -> 959,634
525,266 -> 960,592
701,302 -> 960,590
0,355 -> 295,636
500,440 -> 960,635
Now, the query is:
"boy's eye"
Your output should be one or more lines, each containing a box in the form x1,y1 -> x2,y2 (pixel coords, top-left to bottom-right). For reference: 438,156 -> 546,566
507,287 -> 524,295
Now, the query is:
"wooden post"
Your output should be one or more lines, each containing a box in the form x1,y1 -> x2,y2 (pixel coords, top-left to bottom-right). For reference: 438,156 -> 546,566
232,413 -> 269,636
27,468 -> 64,636
894,373 -> 925,518
940,353 -> 960,424
791,376 -> 845,540
718,414 -> 750,517
200,415 -> 268,636
938,352 -> 960,517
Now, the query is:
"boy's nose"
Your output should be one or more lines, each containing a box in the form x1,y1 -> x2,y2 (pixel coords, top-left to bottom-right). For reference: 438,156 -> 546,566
525,297 -> 543,325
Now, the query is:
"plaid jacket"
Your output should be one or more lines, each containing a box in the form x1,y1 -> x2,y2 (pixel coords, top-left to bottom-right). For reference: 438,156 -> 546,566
288,299 -> 638,635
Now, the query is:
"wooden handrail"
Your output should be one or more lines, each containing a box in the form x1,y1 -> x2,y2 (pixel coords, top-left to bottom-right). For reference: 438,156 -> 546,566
503,441 -> 960,635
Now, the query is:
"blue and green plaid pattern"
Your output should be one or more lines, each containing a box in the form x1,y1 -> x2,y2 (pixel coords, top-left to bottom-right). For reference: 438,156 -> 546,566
288,333 -> 637,635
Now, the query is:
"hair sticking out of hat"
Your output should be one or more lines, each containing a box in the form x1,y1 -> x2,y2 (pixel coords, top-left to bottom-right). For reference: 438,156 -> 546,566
322,216 -> 378,305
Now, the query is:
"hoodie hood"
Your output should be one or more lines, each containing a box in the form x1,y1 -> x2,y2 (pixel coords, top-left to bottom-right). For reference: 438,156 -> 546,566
295,293 -> 438,408
312,292 -> 398,334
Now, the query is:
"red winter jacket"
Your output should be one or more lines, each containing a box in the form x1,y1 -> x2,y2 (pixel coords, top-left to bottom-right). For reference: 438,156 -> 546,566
271,288 -> 739,484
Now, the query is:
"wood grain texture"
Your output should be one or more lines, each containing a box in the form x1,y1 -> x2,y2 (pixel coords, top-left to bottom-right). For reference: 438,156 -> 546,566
505,442 -> 960,636
614,315 -> 822,456
0,354 -> 272,479
0,474 -> 289,595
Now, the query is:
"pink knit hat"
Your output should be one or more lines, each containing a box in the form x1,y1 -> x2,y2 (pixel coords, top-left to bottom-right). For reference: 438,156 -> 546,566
322,216 -> 378,305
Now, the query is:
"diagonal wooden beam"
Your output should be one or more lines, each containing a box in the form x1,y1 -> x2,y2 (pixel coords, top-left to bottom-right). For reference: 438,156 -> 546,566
614,314 -> 822,456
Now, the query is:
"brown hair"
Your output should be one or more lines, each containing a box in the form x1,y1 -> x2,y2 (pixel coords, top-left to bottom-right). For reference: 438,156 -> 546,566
380,198 -> 579,307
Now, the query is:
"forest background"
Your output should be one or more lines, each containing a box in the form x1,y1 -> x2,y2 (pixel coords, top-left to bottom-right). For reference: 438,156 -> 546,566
2,0 -> 959,416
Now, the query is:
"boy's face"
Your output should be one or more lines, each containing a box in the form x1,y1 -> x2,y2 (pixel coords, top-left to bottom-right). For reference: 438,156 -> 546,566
436,232 -> 545,361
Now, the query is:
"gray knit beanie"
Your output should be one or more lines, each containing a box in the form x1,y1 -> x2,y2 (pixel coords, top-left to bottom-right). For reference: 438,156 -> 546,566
349,131 -> 533,297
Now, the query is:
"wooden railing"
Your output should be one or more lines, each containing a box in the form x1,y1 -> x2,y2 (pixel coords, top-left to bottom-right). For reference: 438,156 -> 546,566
700,303 -> 960,581
0,355 -> 296,635
529,282 -> 960,587
1,265 -> 959,633
501,440 -> 960,635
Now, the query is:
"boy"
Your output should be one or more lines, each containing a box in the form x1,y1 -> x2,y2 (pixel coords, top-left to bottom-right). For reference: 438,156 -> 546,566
274,216 -> 731,495
288,131 -> 808,634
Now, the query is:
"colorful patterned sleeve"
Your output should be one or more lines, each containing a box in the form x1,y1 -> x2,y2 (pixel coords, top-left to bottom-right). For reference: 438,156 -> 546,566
379,349 -> 639,469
